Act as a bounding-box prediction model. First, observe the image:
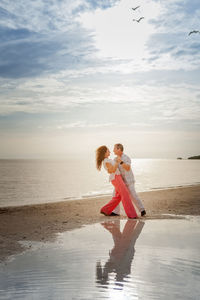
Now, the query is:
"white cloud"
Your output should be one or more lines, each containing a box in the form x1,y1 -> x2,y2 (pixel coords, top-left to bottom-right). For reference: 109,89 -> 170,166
78,0 -> 200,73
56,121 -> 115,129
1,71 -> 199,130
80,0 -> 161,60
0,0 -> 84,32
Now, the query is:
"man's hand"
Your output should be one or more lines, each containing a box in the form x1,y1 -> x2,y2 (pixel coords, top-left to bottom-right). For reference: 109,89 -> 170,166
117,156 -> 131,171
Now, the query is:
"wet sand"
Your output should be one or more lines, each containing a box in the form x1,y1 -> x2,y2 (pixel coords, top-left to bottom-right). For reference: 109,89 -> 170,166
0,184 -> 200,262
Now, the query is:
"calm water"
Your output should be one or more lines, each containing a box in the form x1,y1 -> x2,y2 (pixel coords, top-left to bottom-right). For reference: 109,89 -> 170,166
0,218 -> 200,299
0,159 -> 200,207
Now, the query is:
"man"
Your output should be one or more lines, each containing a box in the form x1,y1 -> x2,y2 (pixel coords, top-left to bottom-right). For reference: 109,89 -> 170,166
112,143 -> 146,217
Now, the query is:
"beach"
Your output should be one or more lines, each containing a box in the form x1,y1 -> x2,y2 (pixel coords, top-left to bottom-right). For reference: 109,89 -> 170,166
0,184 -> 200,262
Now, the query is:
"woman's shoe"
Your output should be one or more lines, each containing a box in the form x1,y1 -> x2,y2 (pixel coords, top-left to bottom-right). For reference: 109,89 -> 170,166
110,212 -> 119,216
100,211 -> 107,216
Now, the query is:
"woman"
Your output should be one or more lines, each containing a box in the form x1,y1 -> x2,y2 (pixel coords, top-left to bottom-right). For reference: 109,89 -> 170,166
96,145 -> 138,219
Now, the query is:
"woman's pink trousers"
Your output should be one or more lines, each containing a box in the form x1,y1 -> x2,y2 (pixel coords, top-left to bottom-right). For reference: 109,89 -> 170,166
101,175 -> 138,219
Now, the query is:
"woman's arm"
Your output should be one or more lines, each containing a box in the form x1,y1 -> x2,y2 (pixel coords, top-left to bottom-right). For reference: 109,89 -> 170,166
105,161 -> 119,174
121,163 -> 131,171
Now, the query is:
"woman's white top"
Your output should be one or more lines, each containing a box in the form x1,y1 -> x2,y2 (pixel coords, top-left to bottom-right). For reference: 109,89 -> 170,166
103,158 -> 120,182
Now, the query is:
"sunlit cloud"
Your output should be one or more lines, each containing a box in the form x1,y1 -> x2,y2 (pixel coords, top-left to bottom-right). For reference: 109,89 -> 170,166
80,0 -> 161,59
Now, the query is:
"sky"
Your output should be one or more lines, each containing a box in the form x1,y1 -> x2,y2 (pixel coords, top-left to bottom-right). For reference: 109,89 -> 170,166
0,0 -> 200,159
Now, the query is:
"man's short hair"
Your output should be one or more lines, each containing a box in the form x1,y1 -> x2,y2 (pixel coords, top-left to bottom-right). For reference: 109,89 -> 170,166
115,143 -> 124,151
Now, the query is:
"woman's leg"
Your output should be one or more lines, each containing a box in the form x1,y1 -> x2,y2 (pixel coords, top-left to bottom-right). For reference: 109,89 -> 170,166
113,175 -> 138,219
112,189 -> 121,215
100,191 -> 121,216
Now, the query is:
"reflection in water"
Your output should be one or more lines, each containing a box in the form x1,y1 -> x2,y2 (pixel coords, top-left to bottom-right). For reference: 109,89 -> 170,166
1,219 -> 200,299
96,220 -> 144,290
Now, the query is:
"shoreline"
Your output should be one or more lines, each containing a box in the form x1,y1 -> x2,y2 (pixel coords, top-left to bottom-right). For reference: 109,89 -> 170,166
1,182 -> 200,209
0,184 -> 200,263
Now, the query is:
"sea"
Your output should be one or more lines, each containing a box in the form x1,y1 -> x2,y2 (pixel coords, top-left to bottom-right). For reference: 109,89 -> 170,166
0,158 -> 200,207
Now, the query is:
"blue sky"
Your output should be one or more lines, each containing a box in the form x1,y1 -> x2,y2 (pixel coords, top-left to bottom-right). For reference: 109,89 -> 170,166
0,0 -> 200,158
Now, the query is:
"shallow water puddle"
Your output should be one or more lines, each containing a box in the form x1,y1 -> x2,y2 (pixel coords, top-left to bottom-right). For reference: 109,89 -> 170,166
0,218 -> 200,299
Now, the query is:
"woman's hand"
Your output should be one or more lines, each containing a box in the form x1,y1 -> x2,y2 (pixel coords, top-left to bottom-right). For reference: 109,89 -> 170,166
116,157 -> 121,163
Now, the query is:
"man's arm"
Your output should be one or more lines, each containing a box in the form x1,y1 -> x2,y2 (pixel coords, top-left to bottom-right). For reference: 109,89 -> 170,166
117,156 -> 131,171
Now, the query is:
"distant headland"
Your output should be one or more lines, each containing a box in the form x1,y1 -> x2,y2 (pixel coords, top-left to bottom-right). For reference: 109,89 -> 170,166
177,155 -> 200,160
188,155 -> 200,160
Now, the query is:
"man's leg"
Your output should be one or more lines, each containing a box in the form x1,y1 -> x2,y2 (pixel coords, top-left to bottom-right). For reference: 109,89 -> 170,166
127,182 -> 145,212
112,188 -> 121,215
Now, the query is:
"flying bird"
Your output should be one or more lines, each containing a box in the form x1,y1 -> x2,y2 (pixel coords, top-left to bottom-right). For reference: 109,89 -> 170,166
132,6 -> 140,11
133,17 -> 144,23
188,30 -> 200,36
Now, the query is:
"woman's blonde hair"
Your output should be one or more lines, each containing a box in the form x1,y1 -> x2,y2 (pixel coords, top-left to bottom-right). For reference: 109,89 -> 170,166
96,145 -> 108,170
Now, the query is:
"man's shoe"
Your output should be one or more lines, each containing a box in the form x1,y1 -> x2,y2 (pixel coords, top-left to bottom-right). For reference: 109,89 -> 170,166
141,210 -> 146,217
110,212 -> 120,216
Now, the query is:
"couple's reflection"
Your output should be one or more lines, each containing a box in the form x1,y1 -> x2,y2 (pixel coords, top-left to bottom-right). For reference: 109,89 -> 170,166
96,219 -> 144,289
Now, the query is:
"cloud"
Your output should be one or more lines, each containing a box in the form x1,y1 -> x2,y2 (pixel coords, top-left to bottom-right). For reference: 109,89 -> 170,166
56,121 -> 115,129
0,0 -> 120,78
1,80 -> 199,134
1,71 -> 199,125
1,0 -> 200,82
0,25 -> 96,78
146,0 -> 200,69
1,0 -> 199,81
80,0 -> 161,62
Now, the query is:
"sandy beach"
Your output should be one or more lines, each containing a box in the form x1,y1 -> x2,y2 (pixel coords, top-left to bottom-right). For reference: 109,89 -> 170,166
0,184 -> 200,262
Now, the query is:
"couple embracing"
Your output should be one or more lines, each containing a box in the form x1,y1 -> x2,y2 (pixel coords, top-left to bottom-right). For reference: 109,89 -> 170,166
96,143 -> 146,219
